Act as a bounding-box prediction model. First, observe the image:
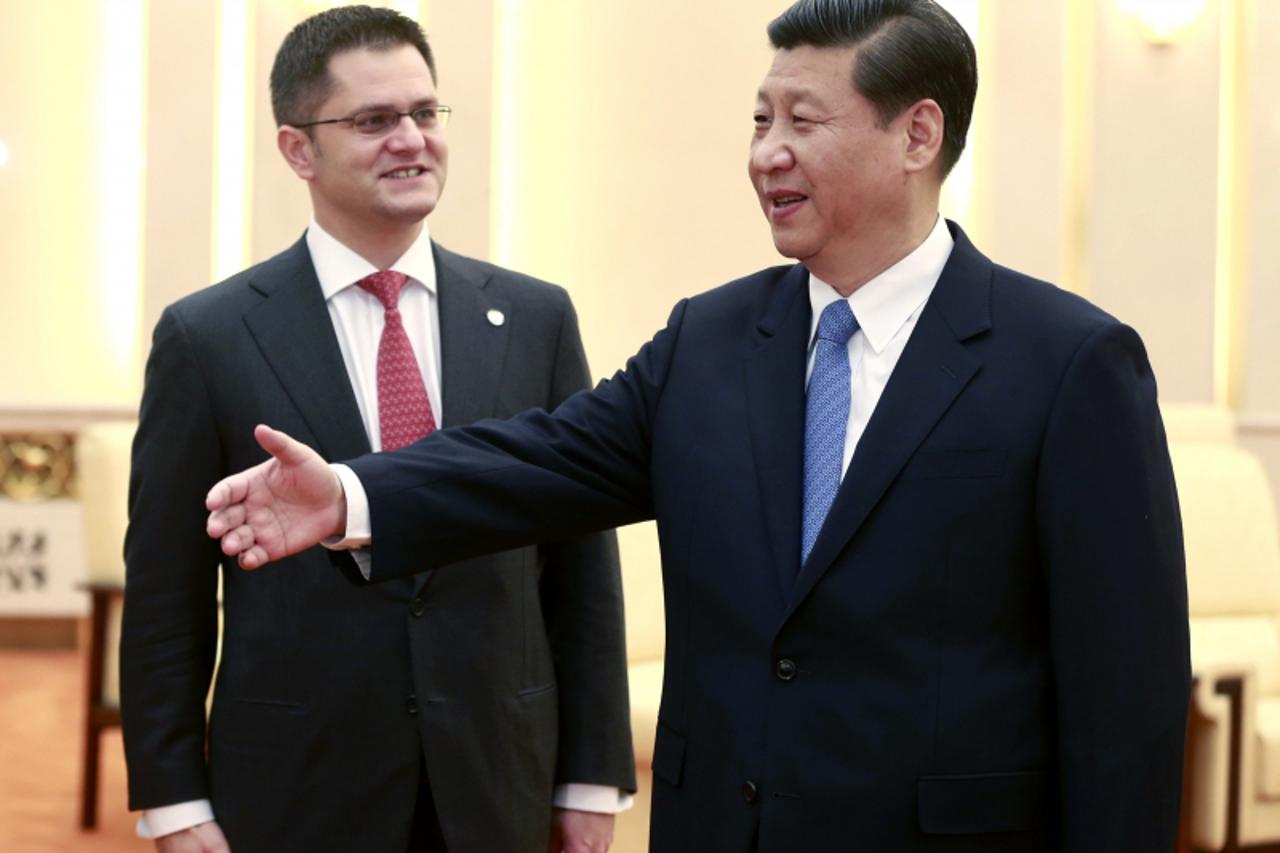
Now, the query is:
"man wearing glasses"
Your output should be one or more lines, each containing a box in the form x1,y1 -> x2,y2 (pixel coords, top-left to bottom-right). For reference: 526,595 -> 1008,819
120,7 -> 634,852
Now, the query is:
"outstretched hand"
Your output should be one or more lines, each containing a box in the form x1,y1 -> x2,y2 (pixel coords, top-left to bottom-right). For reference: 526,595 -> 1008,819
206,425 -> 347,569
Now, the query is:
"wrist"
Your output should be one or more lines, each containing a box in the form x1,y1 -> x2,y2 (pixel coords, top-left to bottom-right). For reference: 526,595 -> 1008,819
332,471 -> 348,538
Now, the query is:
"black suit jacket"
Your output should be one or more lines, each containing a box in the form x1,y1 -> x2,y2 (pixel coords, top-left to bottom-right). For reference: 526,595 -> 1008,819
121,237 -> 635,852
345,223 -> 1190,852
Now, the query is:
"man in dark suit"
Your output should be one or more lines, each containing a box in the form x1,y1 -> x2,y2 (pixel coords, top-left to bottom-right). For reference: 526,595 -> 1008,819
121,7 -> 633,852
206,1 -> 1190,850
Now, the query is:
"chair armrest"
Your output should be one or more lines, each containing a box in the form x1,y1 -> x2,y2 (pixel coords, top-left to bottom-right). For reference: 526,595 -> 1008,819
76,580 -> 124,595
1187,663 -> 1254,850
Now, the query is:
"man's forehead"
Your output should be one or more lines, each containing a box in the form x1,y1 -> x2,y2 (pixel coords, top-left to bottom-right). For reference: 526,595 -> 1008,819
327,46 -> 432,83
757,45 -> 857,102
324,45 -> 436,103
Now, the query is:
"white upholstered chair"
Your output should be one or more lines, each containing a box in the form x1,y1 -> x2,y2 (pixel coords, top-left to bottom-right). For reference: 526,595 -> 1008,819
1167,405 -> 1280,852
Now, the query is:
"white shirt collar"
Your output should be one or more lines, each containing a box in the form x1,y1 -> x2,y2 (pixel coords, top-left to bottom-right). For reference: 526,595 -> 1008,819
808,215 -> 954,354
306,217 -> 437,301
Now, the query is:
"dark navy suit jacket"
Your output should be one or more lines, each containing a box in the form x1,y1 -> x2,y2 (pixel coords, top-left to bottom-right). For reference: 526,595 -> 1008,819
122,238 -> 634,852
348,223 -> 1190,852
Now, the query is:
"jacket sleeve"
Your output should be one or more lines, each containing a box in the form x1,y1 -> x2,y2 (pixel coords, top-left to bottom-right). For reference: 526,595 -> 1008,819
348,299 -> 690,582
1036,321 -> 1191,851
120,306 -> 224,810
537,293 -> 636,792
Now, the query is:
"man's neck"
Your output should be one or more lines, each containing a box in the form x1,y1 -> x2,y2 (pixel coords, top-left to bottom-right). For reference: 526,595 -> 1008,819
815,207 -> 940,298
313,213 -> 425,270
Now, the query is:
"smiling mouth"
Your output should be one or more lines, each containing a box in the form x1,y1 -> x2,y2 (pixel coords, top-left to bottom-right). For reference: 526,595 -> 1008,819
772,194 -> 806,209
384,167 -> 426,179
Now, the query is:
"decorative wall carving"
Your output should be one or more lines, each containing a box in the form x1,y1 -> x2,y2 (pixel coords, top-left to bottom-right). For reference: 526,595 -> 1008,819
0,434 -> 76,502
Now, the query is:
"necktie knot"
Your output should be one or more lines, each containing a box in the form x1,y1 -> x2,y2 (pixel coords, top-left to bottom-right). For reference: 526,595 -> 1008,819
816,299 -> 858,346
357,270 -> 409,311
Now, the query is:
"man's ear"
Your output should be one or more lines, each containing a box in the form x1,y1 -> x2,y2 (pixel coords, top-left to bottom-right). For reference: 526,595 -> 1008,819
278,126 -> 317,180
901,98 -> 945,176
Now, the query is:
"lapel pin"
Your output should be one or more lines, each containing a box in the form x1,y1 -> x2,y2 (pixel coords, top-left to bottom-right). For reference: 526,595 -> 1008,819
486,308 -> 505,327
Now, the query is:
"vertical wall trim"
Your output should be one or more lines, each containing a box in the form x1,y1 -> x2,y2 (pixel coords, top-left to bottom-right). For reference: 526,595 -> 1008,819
95,0 -> 147,398
1060,0 -> 1094,298
489,0 -> 519,267
1213,0 -> 1250,408
211,0 -> 254,283
937,0 -> 980,231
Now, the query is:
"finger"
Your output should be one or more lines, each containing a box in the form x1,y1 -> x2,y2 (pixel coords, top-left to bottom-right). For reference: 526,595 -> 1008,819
214,516 -> 250,553
238,544 -> 271,571
206,504 -> 246,538
219,529 -> 244,557
222,524 -> 256,557
255,423 -> 314,467
206,471 -> 248,512
194,819 -> 230,853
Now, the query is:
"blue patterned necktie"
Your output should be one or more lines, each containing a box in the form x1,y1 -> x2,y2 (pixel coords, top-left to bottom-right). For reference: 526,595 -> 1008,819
802,299 -> 858,566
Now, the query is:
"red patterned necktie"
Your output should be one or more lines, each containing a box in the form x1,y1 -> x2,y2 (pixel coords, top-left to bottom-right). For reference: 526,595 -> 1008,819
357,270 -> 437,451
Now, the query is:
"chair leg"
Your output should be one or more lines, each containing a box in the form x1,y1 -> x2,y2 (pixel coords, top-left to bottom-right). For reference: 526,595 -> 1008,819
79,588 -> 111,829
80,718 -> 101,828
1178,689 -> 1196,853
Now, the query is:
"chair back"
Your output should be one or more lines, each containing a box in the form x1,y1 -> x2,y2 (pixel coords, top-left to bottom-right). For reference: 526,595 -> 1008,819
76,421 -> 137,586
75,420 -> 137,707
1172,429 -> 1280,693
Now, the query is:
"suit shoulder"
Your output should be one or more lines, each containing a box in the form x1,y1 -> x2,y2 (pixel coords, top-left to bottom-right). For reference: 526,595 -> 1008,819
989,262 -> 1123,339
688,263 -> 798,306
163,250 -> 291,322
434,244 -> 572,310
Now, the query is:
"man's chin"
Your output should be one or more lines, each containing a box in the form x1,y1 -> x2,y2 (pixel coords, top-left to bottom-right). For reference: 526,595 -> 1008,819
378,197 -> 439,224
770,232 -> 812,262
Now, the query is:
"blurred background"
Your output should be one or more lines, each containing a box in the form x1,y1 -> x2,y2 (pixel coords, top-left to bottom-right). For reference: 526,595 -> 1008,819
1,0 -> 1277,850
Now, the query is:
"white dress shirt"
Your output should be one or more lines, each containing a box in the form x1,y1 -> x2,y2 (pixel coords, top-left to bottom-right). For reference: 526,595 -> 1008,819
142,221 -> 624,839
806,214 -> 954,477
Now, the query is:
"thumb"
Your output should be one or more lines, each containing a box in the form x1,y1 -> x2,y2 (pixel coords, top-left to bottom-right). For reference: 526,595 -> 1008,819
254,424 -> 311,466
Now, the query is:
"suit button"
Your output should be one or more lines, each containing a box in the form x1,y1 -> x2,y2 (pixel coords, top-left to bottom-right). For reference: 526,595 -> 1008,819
742,780 -> 758,803
775,658 -> 797,681
410,597 -> 426,618
406,696 -> 419,716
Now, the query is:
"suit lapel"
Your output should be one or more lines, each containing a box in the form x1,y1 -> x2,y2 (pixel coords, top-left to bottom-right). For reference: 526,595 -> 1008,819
416,244 -> 512,595
742,264 -> 810,598
786,224 -> 993,618
243,236 -> 372,463
435,244 -> 512,428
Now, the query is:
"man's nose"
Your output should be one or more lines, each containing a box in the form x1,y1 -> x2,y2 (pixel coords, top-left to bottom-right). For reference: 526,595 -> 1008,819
385,115 -> 427,153
751,130 -> 795,174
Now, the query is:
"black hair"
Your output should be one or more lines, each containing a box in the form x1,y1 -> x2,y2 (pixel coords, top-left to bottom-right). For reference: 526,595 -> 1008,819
270,4 -> 436,127
767,0 -> 976,177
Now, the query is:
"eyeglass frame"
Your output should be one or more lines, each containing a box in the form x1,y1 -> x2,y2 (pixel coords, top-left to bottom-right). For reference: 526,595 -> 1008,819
292,104 -> 453,136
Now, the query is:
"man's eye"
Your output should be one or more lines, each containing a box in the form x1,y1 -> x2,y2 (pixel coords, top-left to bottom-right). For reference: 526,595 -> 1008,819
410,107 -> 437,124
355,112 -> 394,130
753,114 -> 772,128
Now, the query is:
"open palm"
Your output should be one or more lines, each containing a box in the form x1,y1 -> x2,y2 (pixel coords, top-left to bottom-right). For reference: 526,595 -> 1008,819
206,425 -> 346,569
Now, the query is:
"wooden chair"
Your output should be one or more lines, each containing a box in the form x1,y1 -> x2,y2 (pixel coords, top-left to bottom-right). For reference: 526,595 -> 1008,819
75,421 -> 136,828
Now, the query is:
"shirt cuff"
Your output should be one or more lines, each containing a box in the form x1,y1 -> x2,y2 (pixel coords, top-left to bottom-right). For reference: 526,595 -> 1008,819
137,799 -> 215,839
324,463 -> 373,579
325,463 -> 371,547
552,784 -> 634,814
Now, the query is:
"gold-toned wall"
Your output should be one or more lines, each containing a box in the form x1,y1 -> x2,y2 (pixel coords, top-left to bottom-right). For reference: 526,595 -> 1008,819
0,2 -> 143,407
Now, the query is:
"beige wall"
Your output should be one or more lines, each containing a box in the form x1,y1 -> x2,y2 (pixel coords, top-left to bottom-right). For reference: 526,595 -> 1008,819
1,0 -> 1278,515
0,3 -> 143,406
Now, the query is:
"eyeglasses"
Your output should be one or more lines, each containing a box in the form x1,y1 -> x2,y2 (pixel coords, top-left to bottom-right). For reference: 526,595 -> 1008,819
294,105 -> 452,136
